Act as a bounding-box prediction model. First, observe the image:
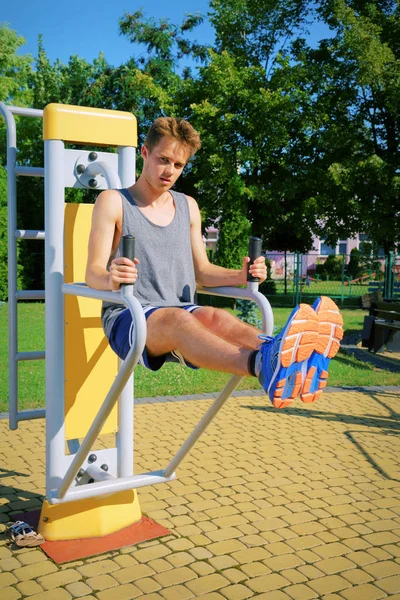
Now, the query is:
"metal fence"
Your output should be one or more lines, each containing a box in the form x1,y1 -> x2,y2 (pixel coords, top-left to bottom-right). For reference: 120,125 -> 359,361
265,251 -> 400,307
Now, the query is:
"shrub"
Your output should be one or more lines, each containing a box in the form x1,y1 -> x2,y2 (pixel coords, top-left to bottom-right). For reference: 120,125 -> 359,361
236,299 -> 262,328
258,278 -> 277,296
346,248 -> 363,280
315,255 -> 343,280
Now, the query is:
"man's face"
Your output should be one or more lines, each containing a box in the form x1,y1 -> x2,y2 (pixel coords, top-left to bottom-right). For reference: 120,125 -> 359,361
141,137 -> 190,192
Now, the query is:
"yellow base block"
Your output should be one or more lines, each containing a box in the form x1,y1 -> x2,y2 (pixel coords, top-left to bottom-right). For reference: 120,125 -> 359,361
38,490 -> 142,541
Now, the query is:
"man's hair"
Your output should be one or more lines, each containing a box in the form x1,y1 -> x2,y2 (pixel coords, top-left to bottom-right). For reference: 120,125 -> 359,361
144,117 -> 201,158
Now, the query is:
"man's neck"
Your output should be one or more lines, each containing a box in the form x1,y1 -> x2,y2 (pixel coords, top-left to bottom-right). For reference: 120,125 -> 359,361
127,176 -> 171,208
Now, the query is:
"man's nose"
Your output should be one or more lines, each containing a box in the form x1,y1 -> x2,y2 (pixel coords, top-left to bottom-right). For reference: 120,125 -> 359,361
164,163 -> 173,175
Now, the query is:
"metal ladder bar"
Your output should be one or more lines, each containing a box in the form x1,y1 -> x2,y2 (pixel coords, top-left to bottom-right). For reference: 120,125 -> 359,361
0,103 -> 45,429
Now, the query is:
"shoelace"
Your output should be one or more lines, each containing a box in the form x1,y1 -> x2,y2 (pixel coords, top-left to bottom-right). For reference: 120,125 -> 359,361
257,334 -> 274,350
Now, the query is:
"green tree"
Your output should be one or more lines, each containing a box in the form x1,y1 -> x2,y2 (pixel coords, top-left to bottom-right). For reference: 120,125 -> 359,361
0,25 -> 33,299
0,24 -> 32,104
214,207 -> 251,269
303,0 -> 400,253
181,1 -> 330,255
116,9 -> 207,139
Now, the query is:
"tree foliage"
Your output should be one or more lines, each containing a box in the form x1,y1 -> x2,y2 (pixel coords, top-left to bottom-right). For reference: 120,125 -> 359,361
0,2 -> 399,297
303,0 -> 400,252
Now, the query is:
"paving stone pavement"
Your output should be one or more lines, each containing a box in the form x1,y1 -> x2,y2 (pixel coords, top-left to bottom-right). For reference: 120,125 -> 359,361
1,388 -> 400,599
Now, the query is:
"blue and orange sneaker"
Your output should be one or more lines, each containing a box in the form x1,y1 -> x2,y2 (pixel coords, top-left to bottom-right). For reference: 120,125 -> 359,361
257,304 -> 319,408
300,297 -> 343,404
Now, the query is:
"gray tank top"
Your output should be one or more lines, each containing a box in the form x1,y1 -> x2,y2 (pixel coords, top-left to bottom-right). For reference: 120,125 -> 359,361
101,188 -> 196,338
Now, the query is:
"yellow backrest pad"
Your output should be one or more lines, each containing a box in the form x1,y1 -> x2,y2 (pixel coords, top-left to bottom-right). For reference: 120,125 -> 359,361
44,103 -> 137,147
64,203 -> 119,440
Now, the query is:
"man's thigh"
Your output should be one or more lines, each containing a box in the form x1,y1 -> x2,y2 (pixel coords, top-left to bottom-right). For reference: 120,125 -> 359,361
192,306 -> 241,329
145,306 -> 196,355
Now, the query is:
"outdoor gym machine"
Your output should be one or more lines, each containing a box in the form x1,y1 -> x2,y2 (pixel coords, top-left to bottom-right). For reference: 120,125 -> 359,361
0,102 -> 274,548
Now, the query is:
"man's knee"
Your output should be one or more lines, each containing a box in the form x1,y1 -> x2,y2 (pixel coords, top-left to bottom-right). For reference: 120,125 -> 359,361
194,306 -> 234,328
148,307 -> 197,329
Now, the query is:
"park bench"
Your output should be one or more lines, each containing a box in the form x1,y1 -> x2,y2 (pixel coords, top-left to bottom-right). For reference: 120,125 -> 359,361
361,301 -> 400,353
368,281 -> 400,297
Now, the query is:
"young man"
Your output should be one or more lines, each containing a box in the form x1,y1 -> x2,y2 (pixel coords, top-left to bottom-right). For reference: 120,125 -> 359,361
86,117 -> 343,408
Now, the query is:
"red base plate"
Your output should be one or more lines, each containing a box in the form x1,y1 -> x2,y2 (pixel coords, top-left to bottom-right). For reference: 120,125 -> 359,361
12,510 -> 171,564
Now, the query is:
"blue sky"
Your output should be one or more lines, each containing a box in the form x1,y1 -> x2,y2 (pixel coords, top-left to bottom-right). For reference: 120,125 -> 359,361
3,0 -> 331,68
2,0 -> 214,67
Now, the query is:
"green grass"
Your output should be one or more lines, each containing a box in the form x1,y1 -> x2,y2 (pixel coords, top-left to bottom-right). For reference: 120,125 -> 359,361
0,302 -> 399,413
273,278 -> 381,299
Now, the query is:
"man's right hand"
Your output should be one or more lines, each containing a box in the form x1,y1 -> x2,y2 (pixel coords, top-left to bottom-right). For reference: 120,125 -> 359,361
109,257 -> 139,290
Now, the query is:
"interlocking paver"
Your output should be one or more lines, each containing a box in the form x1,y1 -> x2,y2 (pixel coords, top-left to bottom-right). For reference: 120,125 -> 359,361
231,547 -> 271,564
246,572 -> 291,593
240,561 -> 271,578
12,561 -> 58,582
134,577 -> 162,594
364,559 -> 400,578
16,550 -> 47,566
220,583 -> 253,600
160,584 -> 194,599
186,573 -> 230,595
28,590 -> 72,600
0,588 -> 21,600
263,554 -> 304,571
113,564 -> 155,583
0,573 -> 18,588
314,556 -> 356,574
190,561 -> 215,576
15,580 -> 44,596
220,568 -> 247,584
340,583 -> 388,599
307,574 -> 352,595
154,566 -> 197,587
96,583 -> 142,599
375,574 -> 400,594
284,583 -> 319,599
64,581 -> 93,597
86,574 -> 118,591
76,560 -> 119,578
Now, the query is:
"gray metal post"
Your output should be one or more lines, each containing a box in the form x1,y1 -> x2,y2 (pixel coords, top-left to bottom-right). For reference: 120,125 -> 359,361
0,103 -> 18,429
117,147 -> 136,478
118,146 -> 135,188
44,139 -> 67,494
117,287 -> 134,478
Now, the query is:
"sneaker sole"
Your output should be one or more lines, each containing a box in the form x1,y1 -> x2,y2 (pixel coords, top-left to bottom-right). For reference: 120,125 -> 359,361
300,297 -> 344,403
268,304 -> 319,408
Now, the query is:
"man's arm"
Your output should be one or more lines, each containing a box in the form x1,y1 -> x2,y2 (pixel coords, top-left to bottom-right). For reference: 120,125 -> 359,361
187,196 -> 266,287
85,190 -> 137,290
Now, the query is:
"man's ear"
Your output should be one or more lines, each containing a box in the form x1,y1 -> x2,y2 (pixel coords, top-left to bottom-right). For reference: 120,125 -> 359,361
141,145 -> 148,159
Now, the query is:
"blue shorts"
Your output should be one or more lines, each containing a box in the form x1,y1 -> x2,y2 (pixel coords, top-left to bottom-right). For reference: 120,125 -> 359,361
108,304 -> 201,371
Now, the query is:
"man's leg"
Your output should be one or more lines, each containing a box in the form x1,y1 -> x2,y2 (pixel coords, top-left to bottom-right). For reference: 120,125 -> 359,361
145,307 -> 252,375
192,306 -> 261,350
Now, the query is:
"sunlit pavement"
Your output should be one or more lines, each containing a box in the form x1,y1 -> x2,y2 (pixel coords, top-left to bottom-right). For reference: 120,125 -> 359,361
0,387 -> 400,599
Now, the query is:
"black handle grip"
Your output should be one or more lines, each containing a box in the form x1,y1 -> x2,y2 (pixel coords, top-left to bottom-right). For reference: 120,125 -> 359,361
247,236 -> 262,282
120,235 -> 135,286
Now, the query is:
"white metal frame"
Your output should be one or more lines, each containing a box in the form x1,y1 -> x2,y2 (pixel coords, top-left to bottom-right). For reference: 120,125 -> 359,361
1,102 -> 274,509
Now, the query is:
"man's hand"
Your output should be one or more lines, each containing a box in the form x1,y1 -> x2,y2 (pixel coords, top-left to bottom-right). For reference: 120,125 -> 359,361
109,257 -> 139,290
242,256 -> 267,284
